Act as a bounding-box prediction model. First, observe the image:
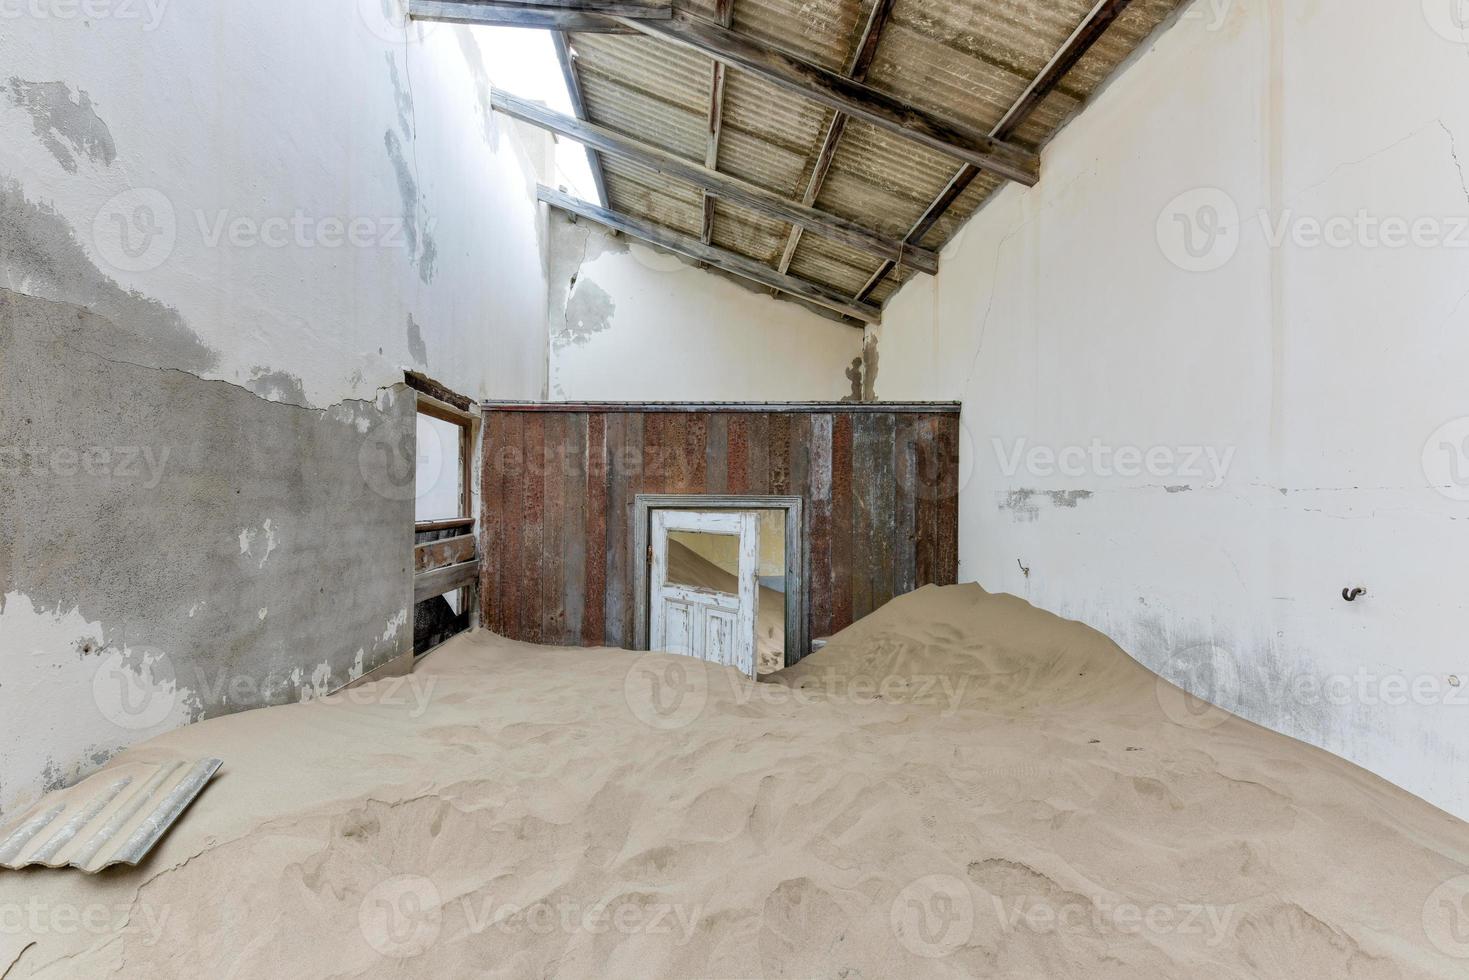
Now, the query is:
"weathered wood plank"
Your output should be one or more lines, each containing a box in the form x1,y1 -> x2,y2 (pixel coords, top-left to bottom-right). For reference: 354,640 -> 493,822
480,412 -> 502,632
552,31 -> 611,209
704,412 -> 728,495
493,94 -> 935,272
777,0 -> 898,275
416,534 -> 475,574
542,412 -> 569,644
582,412 -> 608,646
499,414 -> 526,638
411,0 -> 663,30
829,412 -> 855,633
521,413 -> 546,644
807,413 -> 834,640
893,415 -> 919,597
415,559 -> 482,605
936,417 -> 961,586
537,186 -> 881,323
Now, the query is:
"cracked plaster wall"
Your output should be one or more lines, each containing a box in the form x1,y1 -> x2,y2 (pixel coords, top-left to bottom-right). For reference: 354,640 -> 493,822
0,2 -> 554,815
870,0 -> 1469,819
545,212 -> 863,401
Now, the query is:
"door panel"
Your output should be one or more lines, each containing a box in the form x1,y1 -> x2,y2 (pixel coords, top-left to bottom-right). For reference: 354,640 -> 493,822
650,510 -> 759,678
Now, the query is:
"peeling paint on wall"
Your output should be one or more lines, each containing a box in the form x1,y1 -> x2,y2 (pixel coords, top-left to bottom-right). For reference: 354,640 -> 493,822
384,129 -> 438,284
0,180 -> 217,374
5,78 -> 116,174
406,314 -> 429,366
247,368 -> 309,407
558,279 -> 615,350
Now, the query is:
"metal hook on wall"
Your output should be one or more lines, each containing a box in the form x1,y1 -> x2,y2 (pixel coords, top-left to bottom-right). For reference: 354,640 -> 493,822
1342,587 -> 1367,602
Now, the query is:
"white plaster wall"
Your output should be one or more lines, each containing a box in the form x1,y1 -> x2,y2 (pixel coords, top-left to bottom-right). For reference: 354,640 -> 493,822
872,0 -> 1469,819
548,217 -> 864,401
0,1 -> 553,814
0,0 -> 550,409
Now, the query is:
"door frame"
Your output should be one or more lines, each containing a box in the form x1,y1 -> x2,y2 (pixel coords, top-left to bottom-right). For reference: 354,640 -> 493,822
633,494 -> 807,665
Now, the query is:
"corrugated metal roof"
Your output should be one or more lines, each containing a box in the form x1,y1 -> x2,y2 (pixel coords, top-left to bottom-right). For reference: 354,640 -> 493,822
0,758 -> 222,873
565,0 -> 1187,319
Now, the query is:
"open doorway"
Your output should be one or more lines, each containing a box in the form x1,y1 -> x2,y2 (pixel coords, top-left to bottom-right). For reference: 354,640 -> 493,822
634,495 -> 805,676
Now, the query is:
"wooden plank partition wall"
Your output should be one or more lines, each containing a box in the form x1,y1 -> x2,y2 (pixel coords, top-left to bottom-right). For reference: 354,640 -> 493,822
479,403 -> 961,659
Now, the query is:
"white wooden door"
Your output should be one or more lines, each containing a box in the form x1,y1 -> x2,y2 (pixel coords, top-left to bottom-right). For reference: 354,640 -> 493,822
649,510 -> 760,678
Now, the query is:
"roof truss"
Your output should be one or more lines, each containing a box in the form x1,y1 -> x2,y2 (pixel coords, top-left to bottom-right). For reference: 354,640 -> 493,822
411,0 -> 1161,324
539,185 -> 881,323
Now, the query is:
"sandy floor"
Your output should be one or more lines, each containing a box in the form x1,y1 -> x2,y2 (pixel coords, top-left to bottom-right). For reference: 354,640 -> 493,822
2,585 -> 1467,978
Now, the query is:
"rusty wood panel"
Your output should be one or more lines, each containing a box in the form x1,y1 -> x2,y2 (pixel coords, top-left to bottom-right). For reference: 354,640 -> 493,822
520,413 -> 546,644
704,412 -> 728,494
417,534 -> 475,574
541,413 -> 569,644
582,412 -> 608,646
913,417 -> 940,589
768,413 -> 793,496
829,412 -> 854,634
806,413 -> 834,640
480,412 -> 503,632
604,411 -> 643,647
851,412 -> 896,622
681,412 -> 708,493
936,416 -> 960,586
746,413 -> 772,493
499,413 -> 528,638
725,413 -> 751,494
893,415 -> 919,598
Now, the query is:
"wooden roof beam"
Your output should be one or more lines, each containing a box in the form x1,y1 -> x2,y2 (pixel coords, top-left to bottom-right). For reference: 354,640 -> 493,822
776,0 -> 897,277
700,0 -> 735,245
551,31 -> 610,207
496,90 -> 939,273
538,185 -> 880,323
615,9 -> 1039,184
409,0 -> 643,31
856,0 -> 1135,302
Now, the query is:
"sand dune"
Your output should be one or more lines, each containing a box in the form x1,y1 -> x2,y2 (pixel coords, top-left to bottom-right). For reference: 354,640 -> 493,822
2,585 -> 1466,978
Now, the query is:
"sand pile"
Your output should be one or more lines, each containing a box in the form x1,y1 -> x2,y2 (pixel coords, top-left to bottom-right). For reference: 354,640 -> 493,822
2,585 -> 1466,978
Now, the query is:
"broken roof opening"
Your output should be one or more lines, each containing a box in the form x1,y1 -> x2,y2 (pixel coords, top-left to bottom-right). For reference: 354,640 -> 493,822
468,25 -> 606,207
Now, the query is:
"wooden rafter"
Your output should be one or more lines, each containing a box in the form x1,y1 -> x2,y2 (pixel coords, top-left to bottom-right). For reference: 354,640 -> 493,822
551,32 -> 610,207
496,91 -> 939,273
700,0 -> 735,245
415,2 -> 1041,183
539,185 -> 880,323
615,9 -> 1039,183
776,0 -> 896,277
409,0 -> 649,30
856,0 -> 1135,302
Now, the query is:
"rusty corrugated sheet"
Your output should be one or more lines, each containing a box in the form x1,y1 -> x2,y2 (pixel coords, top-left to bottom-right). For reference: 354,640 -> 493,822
0,758 -> 222,873
565,0 -> 1188,311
